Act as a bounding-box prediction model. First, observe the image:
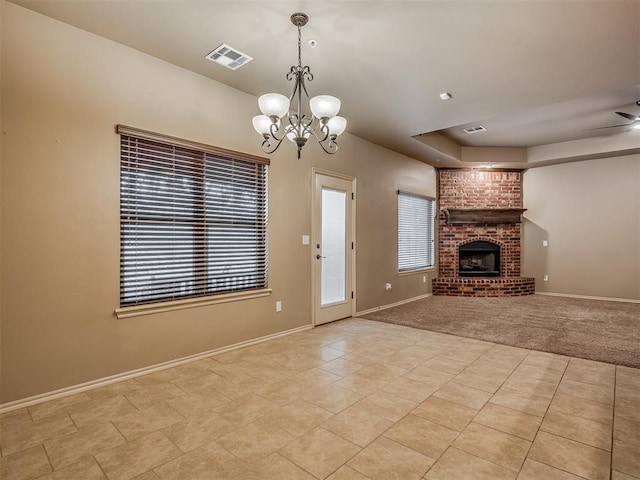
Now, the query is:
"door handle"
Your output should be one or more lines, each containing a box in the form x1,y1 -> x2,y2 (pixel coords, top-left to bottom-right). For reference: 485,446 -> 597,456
316,254 -> 326,259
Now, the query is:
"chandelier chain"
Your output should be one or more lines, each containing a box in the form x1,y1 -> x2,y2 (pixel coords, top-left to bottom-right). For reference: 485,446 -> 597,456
297,24 -> 302,69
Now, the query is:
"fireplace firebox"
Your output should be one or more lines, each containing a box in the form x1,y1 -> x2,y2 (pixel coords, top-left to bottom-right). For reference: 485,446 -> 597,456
459,241 -> 501,277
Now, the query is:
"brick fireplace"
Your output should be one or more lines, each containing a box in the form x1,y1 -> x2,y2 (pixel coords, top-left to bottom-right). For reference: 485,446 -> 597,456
432,169 -> 535,296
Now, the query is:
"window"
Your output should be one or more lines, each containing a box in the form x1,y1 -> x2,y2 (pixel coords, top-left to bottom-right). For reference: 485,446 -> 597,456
118,125 -> 269,306
398,191 -> 435,272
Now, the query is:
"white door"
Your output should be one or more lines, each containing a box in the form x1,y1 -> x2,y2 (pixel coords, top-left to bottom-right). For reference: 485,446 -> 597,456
313,171 -> 355,325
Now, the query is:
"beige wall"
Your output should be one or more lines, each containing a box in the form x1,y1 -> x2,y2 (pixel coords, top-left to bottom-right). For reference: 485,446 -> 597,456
522,155 -> 640,300
0,3 -> 436,403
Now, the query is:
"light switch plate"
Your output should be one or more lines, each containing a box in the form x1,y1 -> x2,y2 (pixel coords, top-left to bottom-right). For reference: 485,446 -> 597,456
302,235 -> 310,245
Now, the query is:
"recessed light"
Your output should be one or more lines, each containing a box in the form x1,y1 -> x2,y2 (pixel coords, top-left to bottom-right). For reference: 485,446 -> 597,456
439,92 -> 452,101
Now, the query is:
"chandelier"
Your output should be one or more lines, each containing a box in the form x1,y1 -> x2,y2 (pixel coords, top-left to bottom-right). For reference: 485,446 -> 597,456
252,13 -> 347,159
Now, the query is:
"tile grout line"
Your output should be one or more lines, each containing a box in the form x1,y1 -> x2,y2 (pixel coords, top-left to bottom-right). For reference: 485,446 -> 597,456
309,425 -> 363,480
422,345 -> 532,477
39,443 -> 55,478
91,454 -> 110,480
465,349 -> 570,473
283,345 -> 458,478
521,355 -> 568,474
538,374 -> 616,453
467,348 -> 532,474
523,357 -> 609,480
211,360 -> 354,479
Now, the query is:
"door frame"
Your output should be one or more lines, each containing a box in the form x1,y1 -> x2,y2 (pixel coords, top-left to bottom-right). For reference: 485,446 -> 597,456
311,168 -> 357,327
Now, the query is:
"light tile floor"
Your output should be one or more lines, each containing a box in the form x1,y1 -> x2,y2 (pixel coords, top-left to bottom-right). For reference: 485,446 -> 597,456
1,318 -> 639,480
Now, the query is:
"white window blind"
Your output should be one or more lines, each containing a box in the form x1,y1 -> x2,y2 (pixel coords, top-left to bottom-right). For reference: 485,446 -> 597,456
398,191 -> 435,272
119,125 -> 269,306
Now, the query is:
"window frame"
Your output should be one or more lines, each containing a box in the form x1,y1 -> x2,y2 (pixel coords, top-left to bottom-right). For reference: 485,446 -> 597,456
397,190 -> 435,273
116,125 -> 270,315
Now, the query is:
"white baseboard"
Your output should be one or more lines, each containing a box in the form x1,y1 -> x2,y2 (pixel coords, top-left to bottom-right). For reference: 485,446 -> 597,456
535,291 -> 640,304
0,323 -> 313,414
355,293 -> 432,317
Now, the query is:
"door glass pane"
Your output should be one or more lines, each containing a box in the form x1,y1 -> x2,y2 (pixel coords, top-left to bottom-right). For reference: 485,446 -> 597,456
321,188 -> 347,306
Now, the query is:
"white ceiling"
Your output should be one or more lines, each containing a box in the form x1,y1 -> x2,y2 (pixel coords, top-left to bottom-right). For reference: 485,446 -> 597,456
11,0 -> 640,168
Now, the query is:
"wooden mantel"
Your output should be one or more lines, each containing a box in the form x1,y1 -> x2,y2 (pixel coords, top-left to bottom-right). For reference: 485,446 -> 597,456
441,208 -> 527,225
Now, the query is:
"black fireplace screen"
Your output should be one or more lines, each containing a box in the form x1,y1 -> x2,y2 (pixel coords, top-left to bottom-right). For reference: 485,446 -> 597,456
459,241 -> 501,277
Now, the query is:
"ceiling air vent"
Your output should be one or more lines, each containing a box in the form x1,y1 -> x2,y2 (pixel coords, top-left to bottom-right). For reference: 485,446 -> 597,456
205,44 -> 253,70
463,125 -> 487,134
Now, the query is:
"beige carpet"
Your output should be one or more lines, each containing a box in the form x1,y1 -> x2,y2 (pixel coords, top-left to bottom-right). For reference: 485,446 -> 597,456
362,294 -> 640,368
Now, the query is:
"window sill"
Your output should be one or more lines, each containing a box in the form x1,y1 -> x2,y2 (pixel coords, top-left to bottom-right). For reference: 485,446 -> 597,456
114,289 -> 273,319
397,267 -> 436,277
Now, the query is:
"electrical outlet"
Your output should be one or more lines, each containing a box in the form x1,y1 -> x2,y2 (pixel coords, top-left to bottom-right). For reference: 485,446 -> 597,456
385,283 -> 392,290
422,275 -> 427,283
276,301 -> 282,312
543,275 -> 549,282
543,240 -> 548,247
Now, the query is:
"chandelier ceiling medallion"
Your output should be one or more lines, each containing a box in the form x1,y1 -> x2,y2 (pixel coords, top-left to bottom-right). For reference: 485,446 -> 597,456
252,12 -> 346,159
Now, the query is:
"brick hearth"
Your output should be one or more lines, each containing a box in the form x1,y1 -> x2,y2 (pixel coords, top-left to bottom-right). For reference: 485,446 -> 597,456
433,169 -> 535,297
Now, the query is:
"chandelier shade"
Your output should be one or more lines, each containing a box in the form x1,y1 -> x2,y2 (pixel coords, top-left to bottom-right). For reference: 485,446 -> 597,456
309,95 -> 341,120
252,115 -> 274,135
327,116 -> 347,137
252,12 -> 346,159
258,93 -> 290,119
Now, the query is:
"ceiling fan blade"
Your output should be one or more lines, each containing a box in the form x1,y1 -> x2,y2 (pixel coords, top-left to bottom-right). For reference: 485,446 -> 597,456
616,111 -> 638,121
583,124 -> 630,131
